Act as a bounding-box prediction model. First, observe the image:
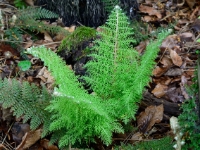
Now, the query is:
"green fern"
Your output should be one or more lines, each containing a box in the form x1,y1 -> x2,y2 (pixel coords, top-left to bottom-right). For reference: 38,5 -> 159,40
12,7 -> 69,36
102,0 -> 119,13
84,6 -> 171,123
14,0 -> 27,9
58,26 -> 96,52
16,7 -> 59,20
0,78 -> 52,136
4,27 -> 23,48
26,46 -> 123,148
26,5 -> 171,148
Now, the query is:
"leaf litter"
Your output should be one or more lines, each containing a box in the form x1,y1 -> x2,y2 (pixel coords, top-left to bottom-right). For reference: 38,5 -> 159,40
0,0 -> 199,149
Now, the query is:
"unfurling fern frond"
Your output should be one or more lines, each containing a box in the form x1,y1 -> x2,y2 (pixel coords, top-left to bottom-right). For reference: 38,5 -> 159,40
27,46 -> 123,148
0,78 -> 52,136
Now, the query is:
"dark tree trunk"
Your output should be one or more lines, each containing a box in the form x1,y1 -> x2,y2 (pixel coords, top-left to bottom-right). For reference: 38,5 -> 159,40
35,0 -> 139,27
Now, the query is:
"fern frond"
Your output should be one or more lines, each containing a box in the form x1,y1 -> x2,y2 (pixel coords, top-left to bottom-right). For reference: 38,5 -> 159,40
84,6 -> 171,123
13,7 -> 69,36
16,18 -> 68,35
102,0 -> 119,13
58,26 -> 96,52
114,30 -> 171,123
84,5 -> 138,100
0,78 -> 52,133
17,7 -> 58,21
27,46 -> 123,148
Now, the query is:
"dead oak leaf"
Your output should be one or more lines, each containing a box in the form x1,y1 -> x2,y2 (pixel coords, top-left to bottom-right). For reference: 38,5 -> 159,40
137,104 -> 164,133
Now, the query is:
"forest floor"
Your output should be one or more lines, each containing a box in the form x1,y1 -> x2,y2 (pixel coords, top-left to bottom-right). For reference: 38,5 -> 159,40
0,0 -> 200,150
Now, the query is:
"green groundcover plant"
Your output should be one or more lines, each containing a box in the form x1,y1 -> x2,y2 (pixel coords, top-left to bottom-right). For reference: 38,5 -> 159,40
0,5 -> 171,149
26,6 -> 170,148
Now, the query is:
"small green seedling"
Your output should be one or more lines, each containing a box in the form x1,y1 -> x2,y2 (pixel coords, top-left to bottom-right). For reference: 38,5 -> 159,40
18,60 -> 31,71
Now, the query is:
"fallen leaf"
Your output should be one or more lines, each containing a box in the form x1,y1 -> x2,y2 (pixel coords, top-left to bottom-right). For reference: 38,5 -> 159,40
180,75 -> 190,99
164,68 -> 183,76
43,31 -> 53,42
64,25 -> 76,33
137,104 -> 164,133
131,132 -> 143,141
153,66 -> 168,77
152,83 -> 168,98
40,139 -> 59,150
25,0 -> 34,6
169,49 -> 183,67
165,87 -> 184,103
135,41 -> 147,54
179,32 -> 194,43
160,56 -> 173,68
23,40 -> 33,49
153,76 -> 172,85
160,34 -> 179,51
16,129 -> 42,150
139,5 -> 162,19
12,123 -> 30,144
186,0 -> 196,9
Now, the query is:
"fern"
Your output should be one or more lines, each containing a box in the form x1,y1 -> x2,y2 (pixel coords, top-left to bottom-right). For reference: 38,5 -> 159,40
0,78 -> 52,136
102,0 -> 119,13
26,46 -> 123,148
16,7 -> 59,20
12,7 -> 69,36
84,6 -> 171,123
26,6 -> 171,148
58,26 -> 96,52
14,0 -> 27,9
4,27 -> 23,48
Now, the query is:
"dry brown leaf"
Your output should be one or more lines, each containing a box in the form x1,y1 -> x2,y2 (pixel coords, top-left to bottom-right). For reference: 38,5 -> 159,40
64,25 -> 76,33
16,129 -> 42,150
43,31 -> 53,42
36,67 -> 54,89
160,56 -> 173,68
23,40 -> 33,49
40,139 -> 59,150
164,68 -> 183,76
142,16 -> 153,22
153,76 -> 172,85
165,87 -> 184,102
180,75 -> 189,99
25,0 -> 34,6
180,32 -> 194,42
137,104 -> 164,133
169,49 -> 183,67
160,34 -> 179,51
139,5 -> 162,19
153,66 -> 168,77
135,41 -> 147,54
186,0 -> 196,9
131,132 -> 143,141
152,83 -> 168,98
